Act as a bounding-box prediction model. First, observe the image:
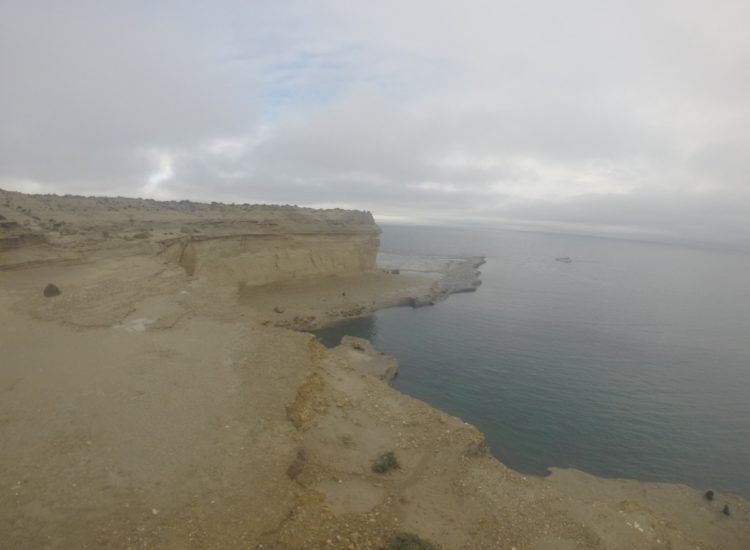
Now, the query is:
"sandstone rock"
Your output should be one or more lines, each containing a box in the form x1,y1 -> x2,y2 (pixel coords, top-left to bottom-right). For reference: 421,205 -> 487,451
330,336 -> 398,382
377,253 -> 485,296
464,440 -> 489,458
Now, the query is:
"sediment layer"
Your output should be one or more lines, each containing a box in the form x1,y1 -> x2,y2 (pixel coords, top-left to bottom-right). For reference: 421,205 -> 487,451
0,189 -> 380,286
163,232 -> 379,286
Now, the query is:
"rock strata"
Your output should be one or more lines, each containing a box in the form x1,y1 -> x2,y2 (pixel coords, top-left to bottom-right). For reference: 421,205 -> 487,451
0,189 -> 380,284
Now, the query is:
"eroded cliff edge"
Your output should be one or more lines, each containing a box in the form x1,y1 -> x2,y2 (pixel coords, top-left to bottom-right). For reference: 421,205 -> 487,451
0,190 -> 747,549
0,189 -> 380,286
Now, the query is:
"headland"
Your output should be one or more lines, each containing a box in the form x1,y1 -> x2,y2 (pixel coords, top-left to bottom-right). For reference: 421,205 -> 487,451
1,189 -> 747,549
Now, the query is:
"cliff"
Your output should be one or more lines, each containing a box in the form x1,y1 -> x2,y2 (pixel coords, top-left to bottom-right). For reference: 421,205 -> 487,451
163,232 -> 378,286
0,189 -> 380,286
0,190 -> 747,549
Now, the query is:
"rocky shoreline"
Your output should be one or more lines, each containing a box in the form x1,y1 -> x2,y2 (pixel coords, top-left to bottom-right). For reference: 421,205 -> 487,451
1,190 -> 748,549
377,253 -> 485,305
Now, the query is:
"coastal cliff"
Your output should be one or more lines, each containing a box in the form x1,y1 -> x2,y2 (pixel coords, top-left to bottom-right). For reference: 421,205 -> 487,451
0,190 -> 747,549
0,190 -> 380,286
164,232 -> 378,286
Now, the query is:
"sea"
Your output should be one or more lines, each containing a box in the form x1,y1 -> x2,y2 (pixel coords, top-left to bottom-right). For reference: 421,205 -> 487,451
314,225 -> 750,499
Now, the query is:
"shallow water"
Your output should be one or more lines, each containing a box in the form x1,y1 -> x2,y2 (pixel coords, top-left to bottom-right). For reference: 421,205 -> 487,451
315,225 -> 750,498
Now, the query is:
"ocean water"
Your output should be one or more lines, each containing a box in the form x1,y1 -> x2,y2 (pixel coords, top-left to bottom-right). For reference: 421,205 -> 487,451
315,225 -> 750,498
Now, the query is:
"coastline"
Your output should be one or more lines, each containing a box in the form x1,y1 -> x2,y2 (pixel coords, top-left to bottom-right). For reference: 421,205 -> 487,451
1,191 -> 748,548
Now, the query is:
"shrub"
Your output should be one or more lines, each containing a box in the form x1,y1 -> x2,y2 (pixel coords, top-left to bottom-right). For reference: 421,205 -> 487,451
383,532 -> 439,550
43,283 -> 61,297
372,451 -> 399,474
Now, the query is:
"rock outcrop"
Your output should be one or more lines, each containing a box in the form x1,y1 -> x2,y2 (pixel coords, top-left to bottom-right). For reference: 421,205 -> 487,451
378,253 -> 485,305
163,232 -> 379,286
331,336 -> 399,381
0,189 -> 380,285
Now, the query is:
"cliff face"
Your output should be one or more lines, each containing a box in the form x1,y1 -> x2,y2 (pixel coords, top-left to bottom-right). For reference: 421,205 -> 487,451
164,232 -> 379,286
0,189 -> 381,284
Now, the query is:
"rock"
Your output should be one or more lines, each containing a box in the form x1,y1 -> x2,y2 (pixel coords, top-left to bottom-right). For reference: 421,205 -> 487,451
43,283 -> 61,297
377,253 -> 485,296
339,305 -> 367,317
464,440 -> 488,458
330,336 -> 398,382
273,306 -> 285,314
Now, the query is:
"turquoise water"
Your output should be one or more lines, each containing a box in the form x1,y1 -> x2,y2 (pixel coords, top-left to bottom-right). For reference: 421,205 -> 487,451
315,226 -> 750,498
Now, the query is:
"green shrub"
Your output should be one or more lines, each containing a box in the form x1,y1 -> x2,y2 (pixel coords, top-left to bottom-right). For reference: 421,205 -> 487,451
383,532 -> 439,549
372,451 -> 400,473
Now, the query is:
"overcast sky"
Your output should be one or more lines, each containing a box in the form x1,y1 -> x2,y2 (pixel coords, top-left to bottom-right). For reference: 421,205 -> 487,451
1,1 -> 749,246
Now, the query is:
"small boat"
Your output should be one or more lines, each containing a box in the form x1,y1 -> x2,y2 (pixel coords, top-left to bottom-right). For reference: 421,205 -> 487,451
555,256 -> 572,263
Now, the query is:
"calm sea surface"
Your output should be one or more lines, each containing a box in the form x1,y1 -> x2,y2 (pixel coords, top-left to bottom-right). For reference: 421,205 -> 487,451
315,225 -> 750,498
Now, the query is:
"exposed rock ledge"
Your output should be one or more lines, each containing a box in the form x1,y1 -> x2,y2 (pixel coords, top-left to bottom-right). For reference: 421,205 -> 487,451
1,191 -> 747,549
0,188 -> 380,282
330,336 -> 399,382
378,252 -> 485,304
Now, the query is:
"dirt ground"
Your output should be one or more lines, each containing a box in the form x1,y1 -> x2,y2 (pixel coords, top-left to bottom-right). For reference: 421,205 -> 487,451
1,253 -> 748,549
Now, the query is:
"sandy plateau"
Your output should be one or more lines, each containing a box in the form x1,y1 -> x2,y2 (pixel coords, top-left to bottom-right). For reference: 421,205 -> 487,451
0,189 -> 748,549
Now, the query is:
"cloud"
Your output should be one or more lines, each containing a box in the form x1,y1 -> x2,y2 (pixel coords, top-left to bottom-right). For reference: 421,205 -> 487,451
0,2 -> 257,189
1,1 -> 749,246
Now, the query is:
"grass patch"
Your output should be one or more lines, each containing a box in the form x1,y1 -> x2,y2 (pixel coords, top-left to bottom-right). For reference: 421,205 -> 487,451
383,532 -> 439,549
372,451 -> 400,474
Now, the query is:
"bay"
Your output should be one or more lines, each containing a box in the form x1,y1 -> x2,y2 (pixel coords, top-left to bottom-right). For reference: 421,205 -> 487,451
315,225 -> 750,498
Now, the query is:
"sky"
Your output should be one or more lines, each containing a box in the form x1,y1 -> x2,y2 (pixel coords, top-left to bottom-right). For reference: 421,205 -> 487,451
1,1 -> 749,246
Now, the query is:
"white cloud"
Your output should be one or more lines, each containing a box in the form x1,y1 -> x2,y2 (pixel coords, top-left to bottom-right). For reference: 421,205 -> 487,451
1,0 -> 749,246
